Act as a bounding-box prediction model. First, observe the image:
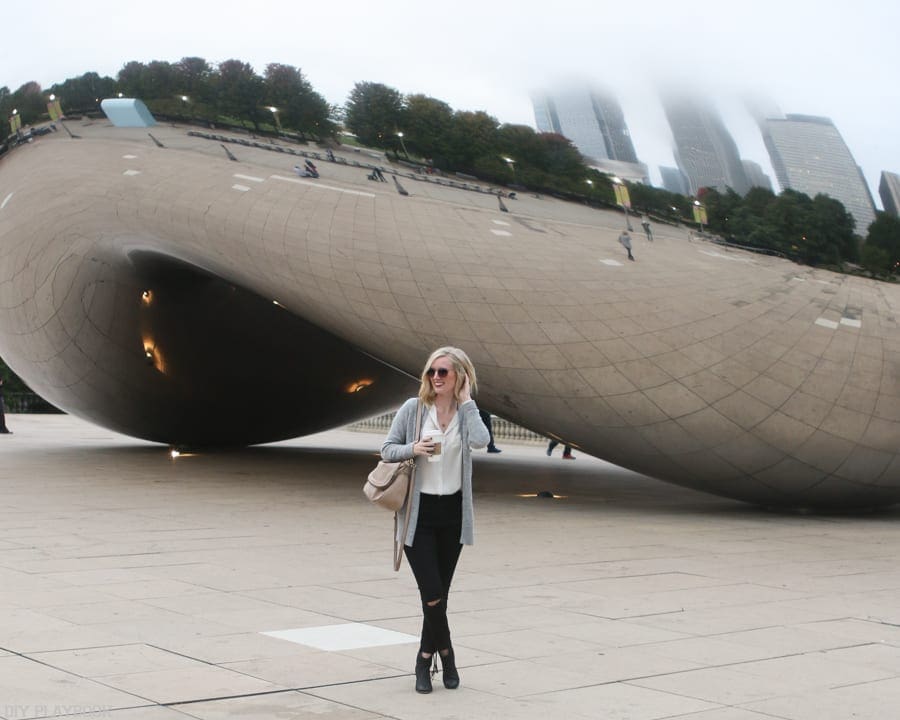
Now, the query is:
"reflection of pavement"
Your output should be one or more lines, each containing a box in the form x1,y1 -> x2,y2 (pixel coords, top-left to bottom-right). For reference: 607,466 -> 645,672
2,414 -> 899,718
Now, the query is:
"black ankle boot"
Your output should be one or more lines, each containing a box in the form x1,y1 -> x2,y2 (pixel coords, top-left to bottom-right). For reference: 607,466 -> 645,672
441,647 -> 459,689
415,653 -> 433,694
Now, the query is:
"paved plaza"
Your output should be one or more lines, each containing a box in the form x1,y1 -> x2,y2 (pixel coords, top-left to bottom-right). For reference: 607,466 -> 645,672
1,414 -> 899,719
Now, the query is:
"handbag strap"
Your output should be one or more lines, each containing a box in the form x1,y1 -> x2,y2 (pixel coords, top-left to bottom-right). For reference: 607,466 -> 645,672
394,400 -> 422,571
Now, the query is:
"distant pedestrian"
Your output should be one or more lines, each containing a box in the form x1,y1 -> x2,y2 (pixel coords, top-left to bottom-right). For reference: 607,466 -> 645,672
546,439 -> 573,459
479,409 -> 501,453
0,378 -> 11,434
619,231 -> 635,261
641,215 -> 653,241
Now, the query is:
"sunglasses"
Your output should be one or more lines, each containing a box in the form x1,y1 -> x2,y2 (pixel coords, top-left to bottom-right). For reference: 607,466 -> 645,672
426,367 -> 451,378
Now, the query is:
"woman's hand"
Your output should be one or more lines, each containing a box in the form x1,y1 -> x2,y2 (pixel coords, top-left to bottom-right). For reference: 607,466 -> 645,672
458,373 -> 472,404
413,437 -> 436,457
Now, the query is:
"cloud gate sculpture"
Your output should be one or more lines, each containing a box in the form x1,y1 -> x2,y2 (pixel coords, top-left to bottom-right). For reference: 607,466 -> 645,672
2,122 -> 899,509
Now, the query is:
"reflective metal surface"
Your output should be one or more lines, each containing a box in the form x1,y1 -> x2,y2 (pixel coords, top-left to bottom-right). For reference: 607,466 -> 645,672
2,123 -> 899,507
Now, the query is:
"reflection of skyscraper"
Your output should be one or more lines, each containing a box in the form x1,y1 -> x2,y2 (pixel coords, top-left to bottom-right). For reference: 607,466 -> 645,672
762,115 -> 876,232
742,160 -> 773,192
532,88 -> 639,164
879,171 -> 900,218
659,166 -> 690,195
661,94 -> 750,196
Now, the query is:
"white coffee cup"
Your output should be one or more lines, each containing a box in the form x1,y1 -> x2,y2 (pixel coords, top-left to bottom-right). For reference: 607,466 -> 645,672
427,433 -> 443,462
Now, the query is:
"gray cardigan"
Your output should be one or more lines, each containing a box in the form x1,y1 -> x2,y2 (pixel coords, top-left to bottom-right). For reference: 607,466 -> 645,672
381,397 -> 490,546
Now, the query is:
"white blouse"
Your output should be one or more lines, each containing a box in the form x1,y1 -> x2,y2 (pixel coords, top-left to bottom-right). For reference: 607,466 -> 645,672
416,404 -> 463,495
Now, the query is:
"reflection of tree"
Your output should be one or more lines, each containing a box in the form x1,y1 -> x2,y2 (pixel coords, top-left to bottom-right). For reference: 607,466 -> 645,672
344,82 -> 403,149
214,59 -> 266,131
865,214 -> 900,274
401,94 -> 454,163
263,63 -> 333,139
696,186 -> 858,266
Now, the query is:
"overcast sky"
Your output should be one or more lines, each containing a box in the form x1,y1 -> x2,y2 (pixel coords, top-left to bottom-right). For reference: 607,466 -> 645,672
7,0 -> 898,206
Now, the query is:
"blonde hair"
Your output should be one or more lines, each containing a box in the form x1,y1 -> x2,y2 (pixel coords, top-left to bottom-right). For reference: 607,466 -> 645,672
417,346 -> 478,405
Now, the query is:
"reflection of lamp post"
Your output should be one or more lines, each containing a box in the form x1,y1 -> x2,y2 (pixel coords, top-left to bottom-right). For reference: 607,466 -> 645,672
396,131 -> 409,158
693,200 -> 706,233
612,176 -> 633,230
504,156 -> 517,184
267,106 -> 282,135
9,108 -> 22,137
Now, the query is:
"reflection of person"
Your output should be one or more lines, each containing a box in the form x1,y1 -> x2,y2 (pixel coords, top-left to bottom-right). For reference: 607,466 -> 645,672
641,215 -> 653,241
619,231 -> 635,261
547,439 -> 574,459
381,347 -> 490,694
0,378 -> 11,434
479,409 -> 501,453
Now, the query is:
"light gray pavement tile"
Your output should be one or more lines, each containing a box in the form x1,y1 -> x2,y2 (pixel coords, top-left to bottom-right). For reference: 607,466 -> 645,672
712,625 -> 874,656
72,708 -> 196,720
70,615 -> 245,646
172,691 -> 382,720
730,651 -> 897,689
0,609 -> 128,654
307,677 -> 569,720
29,644 -> 202,678
0,656 -> 147,718
94,665 -> 284,705
668,709 -> 790,720
458,628 -> 602,660
818,642 -> 900,675
240,586 -> 413,623
563,583 -> 810,620
531,645 -> 705,684
39,600 -> 193,627
742,677 -> 900,720
799,618 -> 900,648
142,632 -> 327,665
27,568 -> 160,587
98,579 -> 215,601
450,604 -> 599,633
139,563 -> 292,593
647,636 -> 792,666
628,602 -> 839,636
630,665 -> 800,705
140,592 -> 340,632
459,658 -> 600,697
559,572 -> 734,597
797,592 -> 900,628
221,651 -> 400,688
337,640 -> 506,674
0,569 -> 73,593
526,681 -> 720,720
0,586 -> 121,609
542,617 -> 690,647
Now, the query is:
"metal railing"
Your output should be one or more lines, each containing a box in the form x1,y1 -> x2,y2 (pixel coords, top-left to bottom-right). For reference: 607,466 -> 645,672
347,412 -> 544,444
3,392 -> 61,413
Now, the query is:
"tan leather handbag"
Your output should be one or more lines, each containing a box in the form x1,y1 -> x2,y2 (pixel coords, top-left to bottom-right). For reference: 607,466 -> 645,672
364,401 -> 421,570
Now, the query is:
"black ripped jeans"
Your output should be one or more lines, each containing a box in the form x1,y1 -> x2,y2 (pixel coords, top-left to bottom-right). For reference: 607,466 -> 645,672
404,492 -> 463,655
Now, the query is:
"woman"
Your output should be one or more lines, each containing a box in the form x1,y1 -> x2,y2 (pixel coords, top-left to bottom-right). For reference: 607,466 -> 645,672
381,347 -> 490,693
